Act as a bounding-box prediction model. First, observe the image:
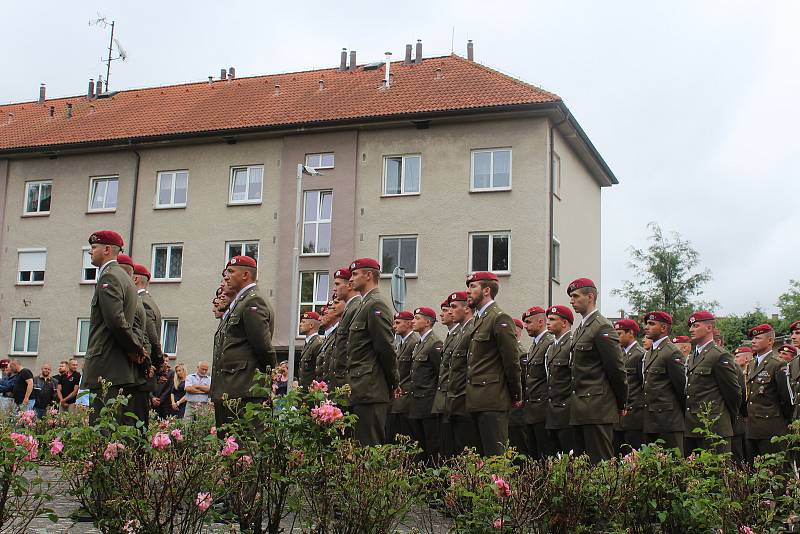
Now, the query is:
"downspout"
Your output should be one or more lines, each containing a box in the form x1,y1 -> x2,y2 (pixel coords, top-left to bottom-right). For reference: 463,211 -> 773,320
128,148 -> 141,254
548,109 -> 570,306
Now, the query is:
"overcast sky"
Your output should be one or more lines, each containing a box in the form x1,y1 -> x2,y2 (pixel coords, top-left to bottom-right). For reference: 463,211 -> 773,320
2,1 -> 797,317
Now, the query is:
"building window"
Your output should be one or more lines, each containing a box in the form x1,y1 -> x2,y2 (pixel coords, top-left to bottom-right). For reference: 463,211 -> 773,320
156,170 -> 188,208
379,236 -> 418,276
81,247 -> 97,283
305,153 -> 335,169
470,232 -> 510,274
300,272 -> 329,317
471,149 -> 512,191
551,237 -> 561,282
226,241 -> 259,263
302,190 -> 332,255
229,165 -> 263,205
552,152 -> 561,199
76,318 -> 90,355
151,244 -> 183,281
24,180 -> 52,215
162,319 -> 179,357
11,319 -> 40,355
88,176 -> 119,212
383,155 -> 421,196
17,249 -> 46,284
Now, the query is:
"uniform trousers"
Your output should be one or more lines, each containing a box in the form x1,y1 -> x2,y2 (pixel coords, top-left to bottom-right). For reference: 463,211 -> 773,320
684,436 -> 731,455
548,427 -> 575,454
644,431 -> 684,456
526,422 -> 555,459
470,411 -> 509,456
408,416 -> 441,461
352,403 -> 389,446
573,424 -> 614,463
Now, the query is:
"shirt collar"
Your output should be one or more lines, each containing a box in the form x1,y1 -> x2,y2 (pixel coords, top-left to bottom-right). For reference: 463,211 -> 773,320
580,308 -> 598,326
652,336 -> 668,350
476,299 -> 494,318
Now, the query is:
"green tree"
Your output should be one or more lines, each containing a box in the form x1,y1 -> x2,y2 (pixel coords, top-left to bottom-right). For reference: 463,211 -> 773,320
612,222 -> 716,334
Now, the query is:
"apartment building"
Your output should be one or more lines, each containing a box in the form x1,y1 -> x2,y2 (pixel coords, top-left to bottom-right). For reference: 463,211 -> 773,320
0,45 -> 617,370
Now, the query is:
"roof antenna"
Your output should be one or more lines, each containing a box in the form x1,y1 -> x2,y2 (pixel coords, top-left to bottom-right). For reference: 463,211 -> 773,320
90,13 -> 128,92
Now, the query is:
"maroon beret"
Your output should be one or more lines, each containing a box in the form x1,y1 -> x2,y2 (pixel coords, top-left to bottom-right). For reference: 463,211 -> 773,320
645,311 -> 673,325
671,336 -> 691,344
133,263 -> 151,279
513,318 -> 524,330
466,271 -> 499,286
734,346 -> 752,354
778,344 -> 798,356
449,291 -> 469,303
350,258 -> 380,271
547,305 -> 574,324
614,319 -> 640,333
522,306 -> 547,320
789,320 -> 800,332
334,267 -> 352,280
116,254 -> 134,267
301,311 -> 321,321
688,311 -> 715,326
567,278 -> 596,295
89,230 -> 124,248
749,324 -> 774,338
394,311 -> 414,321
414,307 -> 437,321
229,255 -> 257,268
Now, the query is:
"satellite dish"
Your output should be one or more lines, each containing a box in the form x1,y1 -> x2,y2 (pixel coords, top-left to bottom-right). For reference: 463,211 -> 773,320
391,266 -> 406,312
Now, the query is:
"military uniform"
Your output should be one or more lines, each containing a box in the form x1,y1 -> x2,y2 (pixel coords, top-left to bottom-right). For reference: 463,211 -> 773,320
447,318 -> 480,454
407,326 -> 443,460
431,323 -> 460,457
298,333 -> 323,388
346,286 -> 399,446
545,331 -> 575,453
642,338 -> 686,454
523,329 -> 555,459
745,351 -> 795,458
389,330 -> 419,442
618,341 -> 645,453
568,310 -> 627,463
684,341 -> 741,453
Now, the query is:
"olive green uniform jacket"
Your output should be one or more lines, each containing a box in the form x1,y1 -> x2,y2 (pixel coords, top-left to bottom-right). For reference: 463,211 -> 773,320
744,352 -> 795,440
210,285 -> 276,402
83,261 -> 143,390
618,343 -> 645,432
523,332 -> 555,425
641,339 -> 686,433
447,319 -> 476,416
432,325 -> 460,416
465,302 -> 522,413
346,288 -> 399,405
408,331 -> 443,419
332,296 -> 362,389
298,334 -> 323,389
569,312 -> 627,426
545,332 -> 573,430
391,332 -> 419,414
684,342 -> 741,438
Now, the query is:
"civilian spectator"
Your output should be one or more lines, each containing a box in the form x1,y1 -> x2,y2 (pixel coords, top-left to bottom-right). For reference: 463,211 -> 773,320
152,362 -> 174,419
184,361 -> 211,424
57,358 -> 81,412
33,363 -> 57,417
0,360 -> 17,413
10,360 -> 34,412
170,363 -> 188,418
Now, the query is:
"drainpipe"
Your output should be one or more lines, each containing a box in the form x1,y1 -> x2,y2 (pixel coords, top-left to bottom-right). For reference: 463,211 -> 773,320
129,148 -> 141,254
548,108 -> 570,306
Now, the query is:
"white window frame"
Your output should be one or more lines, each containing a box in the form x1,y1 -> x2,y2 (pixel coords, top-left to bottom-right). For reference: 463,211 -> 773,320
468,231 -> 511,275
17,248 -> 47,285
155,170 -> 189,209
301,190 -> 333,256
298,272 -> 329,333
470,148 -> 513,192
382,154 -> 421,196
551,152 -> 562,199
551,237 -> 561,283
228,165 -> 264,205
305,153 -> 335,169
80,246 -> 98,284
75,318 -> 91,356
23,180 -> 52,216
151,244 -> 183,282
225,240 -> 260,264
87,175 -> 119,213
161,318 -> 179,358
11,318 -> 40,356
378,235 -> 419,278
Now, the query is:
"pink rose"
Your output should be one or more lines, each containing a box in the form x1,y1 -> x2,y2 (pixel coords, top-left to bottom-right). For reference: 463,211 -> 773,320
310,401 -> 344,424
103,442 -> 126,461
151,432 -> 171,450
195,492 -> 213,512
221,435 -> 239,456
170,428 -> 183,442
50,436 -> 64,455
492,474 -> 511,498
310,380 -> 328,393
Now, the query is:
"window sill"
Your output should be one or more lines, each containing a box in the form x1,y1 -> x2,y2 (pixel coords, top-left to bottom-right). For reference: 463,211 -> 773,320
154,205 -> 187,210
380,273 -> 418,279
16,282 -> 45,286
22,212 -> 50,218
227,200 -> 263,207
469,187 -> 512,193
86,208 -> 117,214
151,279 -> 182,284
380,192 -> 420,198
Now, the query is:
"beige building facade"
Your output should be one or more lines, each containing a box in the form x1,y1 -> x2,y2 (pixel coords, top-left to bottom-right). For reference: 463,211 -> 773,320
0,53 -> 616,372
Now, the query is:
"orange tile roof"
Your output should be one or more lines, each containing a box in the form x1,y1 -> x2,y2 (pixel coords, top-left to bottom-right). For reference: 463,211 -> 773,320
0,55 -> 560,153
